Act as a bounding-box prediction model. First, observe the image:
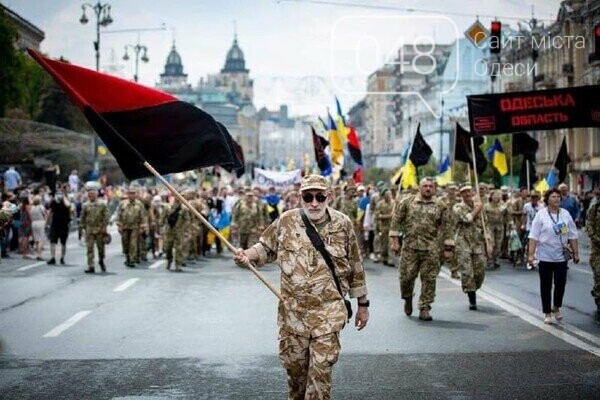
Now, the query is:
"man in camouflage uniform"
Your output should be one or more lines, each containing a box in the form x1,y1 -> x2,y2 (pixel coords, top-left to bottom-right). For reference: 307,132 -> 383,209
484,190 -> 508,269
232,189 -> 264,249
234,174 -> 369,400
162,196 -> 191,271
187,189 -> 208,261
440,183 -> 460,278
390,177 -> 452,321
117,187 -> 147,267
136,187 -> 152,262
454,185 -> 488,310
374,188 -> 394,266
80,187 -> 109,273
586,191 -> 600,321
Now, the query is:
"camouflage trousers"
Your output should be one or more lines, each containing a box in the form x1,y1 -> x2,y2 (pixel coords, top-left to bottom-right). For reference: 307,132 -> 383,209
279,329 -> 341,400
591,246 -> 600,306
164,229 -> 185,267
488,224 -> 504,264
449,251 -> 459,274
186,227 -> 201,259
377,226 -> 390,263
85,232 -> 105,268
456,247 -> 486,293
399,247 -> 441,310
121,229 -> 139,262
239,231 -> 260,250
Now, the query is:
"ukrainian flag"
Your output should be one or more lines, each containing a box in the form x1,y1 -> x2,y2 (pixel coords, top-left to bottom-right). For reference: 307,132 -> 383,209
401,159 -> 418,189
534,178 -> 550,194
487,139 -> 508,176
436,155 -> 452,186
328,111 -> 344,166
335,96 -> 350,139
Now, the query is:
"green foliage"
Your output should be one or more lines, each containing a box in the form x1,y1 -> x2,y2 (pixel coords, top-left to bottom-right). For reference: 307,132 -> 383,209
363,167 -> 391,185
0,10 -> 22,117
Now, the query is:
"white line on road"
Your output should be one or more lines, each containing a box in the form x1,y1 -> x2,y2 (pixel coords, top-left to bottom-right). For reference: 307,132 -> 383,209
148,260 -> 165,269
43,310 -> 91,337
17,261 -> 46,271
439,268 -> 600,357
570,266 -> 593,276
113,278 -> 140,292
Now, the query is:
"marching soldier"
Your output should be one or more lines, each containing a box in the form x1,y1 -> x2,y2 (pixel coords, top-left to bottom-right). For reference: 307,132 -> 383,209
454,185 -> 490,310
162,196 -> 191,271
80,187 -> 109,273
484,190 -> 508,269
232,189 -> 264,249
441,182 -> 461,279
117,187 -> 146,268
374,188 -> 393,266
390,177 -> 452,321
586,191 -> 600,321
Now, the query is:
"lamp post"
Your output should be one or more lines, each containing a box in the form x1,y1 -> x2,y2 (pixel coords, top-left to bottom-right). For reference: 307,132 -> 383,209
122,41 -> 149,82
79,1 -> 113,174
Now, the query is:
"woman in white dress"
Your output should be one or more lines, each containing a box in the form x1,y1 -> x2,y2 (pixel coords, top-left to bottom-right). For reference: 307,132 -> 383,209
29,195 -> 48,260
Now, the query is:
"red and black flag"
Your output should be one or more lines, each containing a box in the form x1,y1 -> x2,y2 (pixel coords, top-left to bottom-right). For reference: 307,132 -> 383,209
454,122 -> 487,174
311,126 -> 332,176
216,122 -> 245,178
512,132 -> 538,163
28,49 -> 241,180
347,126 -> 363,166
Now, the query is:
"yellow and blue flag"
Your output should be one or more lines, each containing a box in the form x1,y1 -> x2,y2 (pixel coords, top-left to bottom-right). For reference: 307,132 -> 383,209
487,138 -> 508,176
436,155 -> 452,186
335,96 -> 350,139
328,110 -> 344,166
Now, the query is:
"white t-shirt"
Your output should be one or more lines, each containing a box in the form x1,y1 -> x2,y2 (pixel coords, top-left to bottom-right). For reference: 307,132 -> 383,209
528,207 -> 578,262
523,201 -> 545,231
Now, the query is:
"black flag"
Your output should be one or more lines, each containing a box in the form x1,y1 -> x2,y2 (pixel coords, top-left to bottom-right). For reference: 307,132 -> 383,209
512,132 -> 538,162
555,136 -> 571,183
454,122 -> 487,174
409,124 -> 433,167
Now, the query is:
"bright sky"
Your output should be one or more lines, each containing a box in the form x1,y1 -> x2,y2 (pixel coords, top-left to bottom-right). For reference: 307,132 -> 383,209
5,0 -> 562,116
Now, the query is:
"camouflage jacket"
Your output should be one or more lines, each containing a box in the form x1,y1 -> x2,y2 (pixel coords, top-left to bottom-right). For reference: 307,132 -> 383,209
251,207 -> 368,338
117,199 -> 146,229
374,199 -> 393,231
80,200 -> 109,234
233,200 -> 263,234
337,197 -> 358,221
586,201 -> 600,246
453,201 -> 485,254
161,203 -> 191,234
484,201 -> 508,227
389,193 -> 451,250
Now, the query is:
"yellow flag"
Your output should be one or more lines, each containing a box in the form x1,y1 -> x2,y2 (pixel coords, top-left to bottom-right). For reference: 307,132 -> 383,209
401,159 -> 418,189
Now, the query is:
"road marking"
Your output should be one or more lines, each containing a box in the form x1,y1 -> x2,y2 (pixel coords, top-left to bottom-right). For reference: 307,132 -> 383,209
43,310 -> 91,337
113,278 -> 139,292
439,268 -> 600,357
17,261 -> 46,271
148,260 -> 165,269
569,266 -> 593,276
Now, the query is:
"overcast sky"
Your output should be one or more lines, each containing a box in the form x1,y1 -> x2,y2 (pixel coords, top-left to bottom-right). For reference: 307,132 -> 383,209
5,0 -> 562,116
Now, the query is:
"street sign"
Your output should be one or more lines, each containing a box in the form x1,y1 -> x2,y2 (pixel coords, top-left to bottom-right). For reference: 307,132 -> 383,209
465,20 -> 489,47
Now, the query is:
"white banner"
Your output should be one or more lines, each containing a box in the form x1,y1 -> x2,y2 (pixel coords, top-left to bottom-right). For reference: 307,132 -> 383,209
254,168 -> 302,188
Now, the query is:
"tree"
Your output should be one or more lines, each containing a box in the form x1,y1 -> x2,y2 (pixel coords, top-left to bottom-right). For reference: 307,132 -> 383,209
0,9 -> 23,117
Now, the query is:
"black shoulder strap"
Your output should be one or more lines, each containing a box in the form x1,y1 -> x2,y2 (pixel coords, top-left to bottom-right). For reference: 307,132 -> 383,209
300,209 -> 344,297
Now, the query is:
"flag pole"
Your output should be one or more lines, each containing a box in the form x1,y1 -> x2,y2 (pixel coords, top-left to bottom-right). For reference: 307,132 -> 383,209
526,159 -> 531,190
509,134 -> 514,189
143,162 -> 283,301
451,121 -> 457,181
469,137 -> 493,256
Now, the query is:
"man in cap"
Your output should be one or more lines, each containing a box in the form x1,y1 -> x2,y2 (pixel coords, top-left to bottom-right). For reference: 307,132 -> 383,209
453,185 -> 488,309
390,177 -> 452,321
232,189 -> 264,249
483,190 -> 508,269
233,174 -> 369,400
441,182 -> 460,279
117,187 -> 147,267
80,187 -> 109,273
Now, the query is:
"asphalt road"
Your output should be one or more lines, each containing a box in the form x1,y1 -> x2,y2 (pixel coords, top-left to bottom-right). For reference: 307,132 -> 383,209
0,227 -> 599,399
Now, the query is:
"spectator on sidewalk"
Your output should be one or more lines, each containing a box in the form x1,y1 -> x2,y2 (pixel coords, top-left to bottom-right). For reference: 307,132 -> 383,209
3,166 -> 22,192
47,191 -> 72,265
29,195 -> 47,261
68,170 -> 80,193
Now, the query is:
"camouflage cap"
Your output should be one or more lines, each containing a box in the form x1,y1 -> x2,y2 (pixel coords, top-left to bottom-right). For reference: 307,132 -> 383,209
300,174 -> 330,192
459,184 -> 473,193
447,181 -> 458,190
530,190 -> 541,197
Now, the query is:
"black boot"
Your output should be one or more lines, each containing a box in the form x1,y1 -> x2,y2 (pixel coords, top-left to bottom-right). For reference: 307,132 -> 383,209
84,267 -> 95,274
468,291 -> 477,310
99,259 -> 106,272
47,258 -> 56,265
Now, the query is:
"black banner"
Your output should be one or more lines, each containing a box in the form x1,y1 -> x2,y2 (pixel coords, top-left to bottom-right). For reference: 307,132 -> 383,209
467,85 -> 600,135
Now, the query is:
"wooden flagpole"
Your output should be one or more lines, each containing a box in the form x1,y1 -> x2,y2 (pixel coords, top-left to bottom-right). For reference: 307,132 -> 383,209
143,162 -> 284,302
469,138 -> 493,256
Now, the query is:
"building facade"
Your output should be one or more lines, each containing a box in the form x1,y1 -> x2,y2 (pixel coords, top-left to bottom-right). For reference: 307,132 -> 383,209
1,4 -> 44,51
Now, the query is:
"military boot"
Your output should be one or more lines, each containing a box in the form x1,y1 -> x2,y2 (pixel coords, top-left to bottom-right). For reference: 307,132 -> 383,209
84,267 -> 95,274
166,259 -> 172,270
99,259 -> 106,272
419,308 -> 432,321
468,291 -> 477,310
403,296 -> 413,316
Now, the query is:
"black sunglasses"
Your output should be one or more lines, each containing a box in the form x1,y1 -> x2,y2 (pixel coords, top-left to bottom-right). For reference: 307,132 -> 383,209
302,193 -> 327,203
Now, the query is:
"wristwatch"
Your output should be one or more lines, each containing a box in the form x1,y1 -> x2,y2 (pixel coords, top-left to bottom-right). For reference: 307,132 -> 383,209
358,300 -> 370,308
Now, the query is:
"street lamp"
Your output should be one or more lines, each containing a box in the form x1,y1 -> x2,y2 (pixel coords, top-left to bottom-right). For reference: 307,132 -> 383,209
80,2 -> 113,174
122,42 -> 149,82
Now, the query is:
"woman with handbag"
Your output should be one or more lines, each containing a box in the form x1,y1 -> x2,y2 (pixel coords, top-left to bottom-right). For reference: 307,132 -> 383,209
528,188 -> 580,324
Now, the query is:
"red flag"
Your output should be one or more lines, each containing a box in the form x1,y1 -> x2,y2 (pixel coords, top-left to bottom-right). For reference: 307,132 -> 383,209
347,126 -> 362,166
28,49 -> 241,180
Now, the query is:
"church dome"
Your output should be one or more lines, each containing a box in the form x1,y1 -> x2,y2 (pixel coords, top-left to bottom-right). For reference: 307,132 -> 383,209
161,42 -> 186,77
222,35 -> 248,73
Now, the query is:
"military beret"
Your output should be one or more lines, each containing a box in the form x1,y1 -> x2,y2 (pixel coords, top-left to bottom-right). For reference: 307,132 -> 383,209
300,174 -> 330,191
